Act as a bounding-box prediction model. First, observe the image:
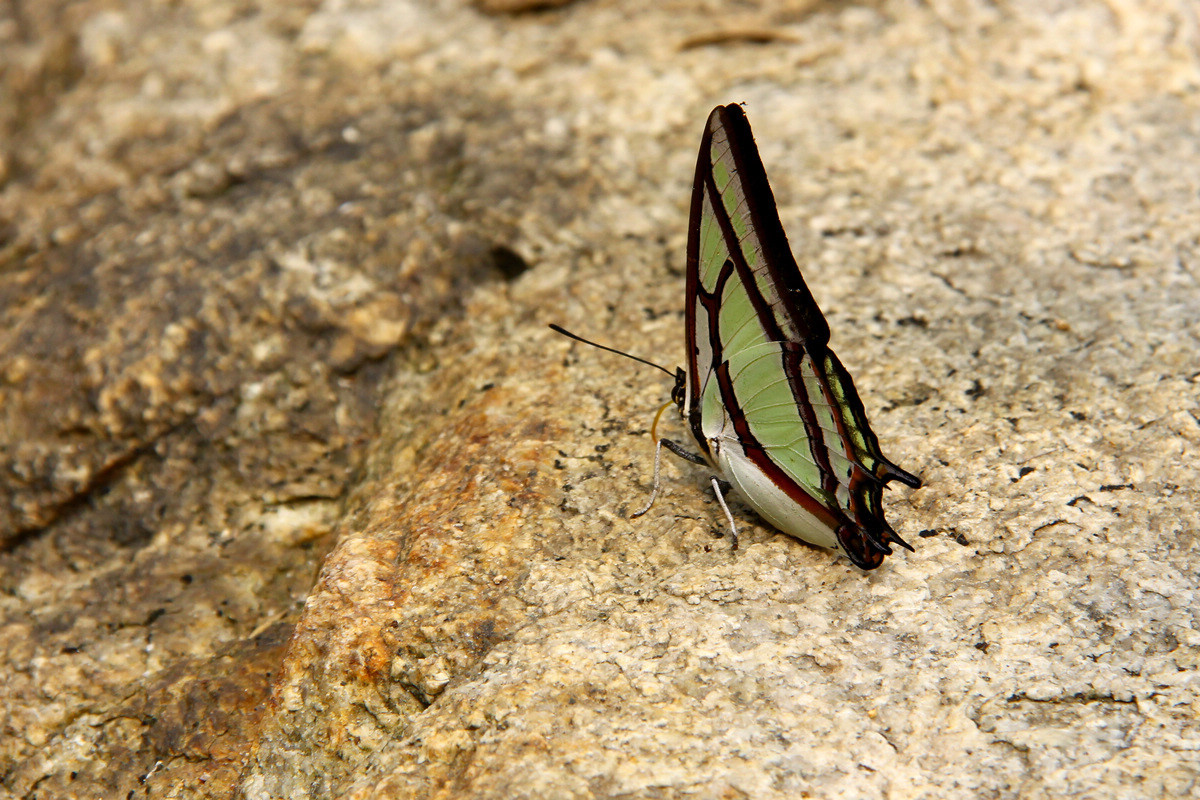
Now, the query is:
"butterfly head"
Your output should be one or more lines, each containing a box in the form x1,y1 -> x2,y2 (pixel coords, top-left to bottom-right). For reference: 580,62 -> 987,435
670,367 -> 687,410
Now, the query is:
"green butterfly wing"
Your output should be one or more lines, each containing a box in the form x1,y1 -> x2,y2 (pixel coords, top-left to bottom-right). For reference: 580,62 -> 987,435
682,104 -> 920,569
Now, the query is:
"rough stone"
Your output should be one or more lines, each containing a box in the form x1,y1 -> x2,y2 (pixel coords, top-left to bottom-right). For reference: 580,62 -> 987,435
2,1 -> 1197,799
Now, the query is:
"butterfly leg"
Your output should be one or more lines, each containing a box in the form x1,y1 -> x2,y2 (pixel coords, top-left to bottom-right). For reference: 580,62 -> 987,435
632,439 -> 708,518
710,476 -> 739,551
631,437 -> 665,518
662,438 -> 707,465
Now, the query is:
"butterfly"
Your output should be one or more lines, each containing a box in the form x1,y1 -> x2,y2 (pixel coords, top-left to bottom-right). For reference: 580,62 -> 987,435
553,104 -> 920,569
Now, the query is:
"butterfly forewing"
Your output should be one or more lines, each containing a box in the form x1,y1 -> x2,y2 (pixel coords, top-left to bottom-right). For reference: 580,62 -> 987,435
702,109 -> 830,345
683,104 -> 920,569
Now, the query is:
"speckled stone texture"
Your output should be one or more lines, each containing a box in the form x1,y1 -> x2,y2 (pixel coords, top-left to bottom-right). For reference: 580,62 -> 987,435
2,1 -> 1198,799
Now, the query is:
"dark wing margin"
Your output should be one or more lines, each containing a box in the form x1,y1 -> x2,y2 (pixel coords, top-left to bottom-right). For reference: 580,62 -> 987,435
682,105 -> 710,456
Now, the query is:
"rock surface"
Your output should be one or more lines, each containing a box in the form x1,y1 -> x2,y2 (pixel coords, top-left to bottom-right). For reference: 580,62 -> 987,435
2,1 -> 1198,799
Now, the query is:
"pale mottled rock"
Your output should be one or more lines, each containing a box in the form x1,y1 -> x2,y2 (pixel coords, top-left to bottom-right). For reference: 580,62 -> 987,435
3,1 -> 1198,799
247,2 -> 1200,798
1,1 -> 529,797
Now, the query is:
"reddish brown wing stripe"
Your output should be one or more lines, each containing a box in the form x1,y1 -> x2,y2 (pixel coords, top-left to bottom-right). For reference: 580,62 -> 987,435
712,360 -> 842,532
700,166 -> 787,342
684,257 -> 737,456
780,341 -> 840,498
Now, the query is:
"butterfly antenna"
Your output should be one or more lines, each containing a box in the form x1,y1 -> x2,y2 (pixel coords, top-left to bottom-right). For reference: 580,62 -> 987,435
549,324 -> 675,378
